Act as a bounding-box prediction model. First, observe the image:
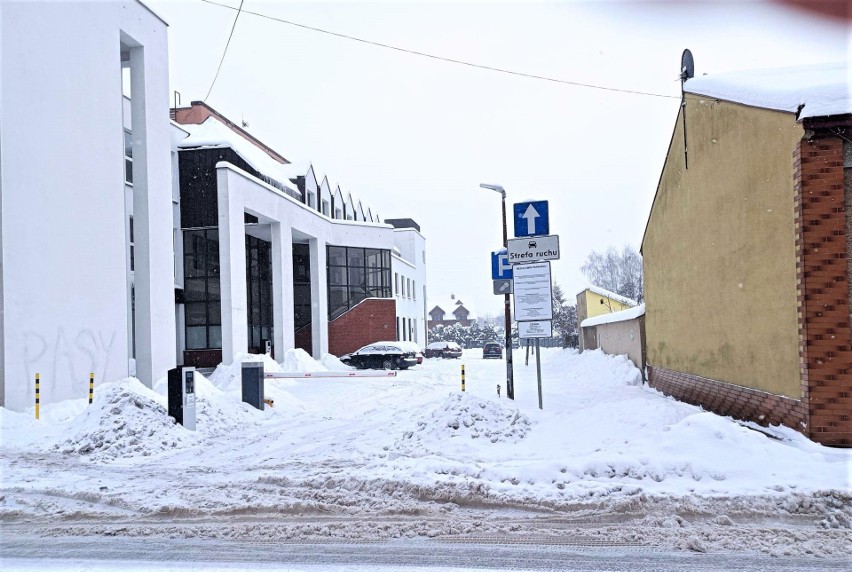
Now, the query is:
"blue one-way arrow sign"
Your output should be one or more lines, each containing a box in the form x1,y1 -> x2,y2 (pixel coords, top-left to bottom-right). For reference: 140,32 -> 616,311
513,200 -> 549,237
491,250 -> 513,280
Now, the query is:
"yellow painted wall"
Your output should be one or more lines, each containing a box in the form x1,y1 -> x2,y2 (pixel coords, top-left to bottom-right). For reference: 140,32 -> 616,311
582,290 -> 633,320
642,95 -> 802,398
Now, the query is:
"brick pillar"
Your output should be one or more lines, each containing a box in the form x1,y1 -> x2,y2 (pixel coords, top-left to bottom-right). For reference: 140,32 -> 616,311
795,135 -> 852,446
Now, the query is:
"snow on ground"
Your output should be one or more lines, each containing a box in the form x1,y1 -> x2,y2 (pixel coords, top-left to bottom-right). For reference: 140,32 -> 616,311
1,348 -> 850,557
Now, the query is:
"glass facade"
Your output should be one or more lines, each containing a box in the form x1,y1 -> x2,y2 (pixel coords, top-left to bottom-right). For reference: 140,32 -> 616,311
327,246 -> 392,320
293,243 -> 311,329
183,229 -> 222,350
246,235 -> 273,352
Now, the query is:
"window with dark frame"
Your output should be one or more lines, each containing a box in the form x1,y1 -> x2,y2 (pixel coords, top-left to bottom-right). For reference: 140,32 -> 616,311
183,229 -> 222,350
327,245 -> 392,320
124,129 -> 133,184
129,216 -> 135,272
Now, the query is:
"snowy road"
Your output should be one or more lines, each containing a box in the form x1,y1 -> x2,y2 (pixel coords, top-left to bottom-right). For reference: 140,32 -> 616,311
2,348 -> 850,567
3,534 -> 851,571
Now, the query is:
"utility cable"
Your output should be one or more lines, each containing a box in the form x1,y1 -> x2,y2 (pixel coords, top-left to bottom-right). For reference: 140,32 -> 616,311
199,0 -> 679,99
205,0 -> 246,101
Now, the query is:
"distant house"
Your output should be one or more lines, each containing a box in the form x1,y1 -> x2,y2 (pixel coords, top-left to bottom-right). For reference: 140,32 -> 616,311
641,62 -> 850,446
576,286 -> 637,350
428,295 -> 479,329
580,304 -> 646,373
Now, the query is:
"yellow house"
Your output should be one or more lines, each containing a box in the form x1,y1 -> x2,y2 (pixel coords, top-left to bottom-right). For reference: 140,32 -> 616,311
576,286 -> 637,350
641,62 -> 851,447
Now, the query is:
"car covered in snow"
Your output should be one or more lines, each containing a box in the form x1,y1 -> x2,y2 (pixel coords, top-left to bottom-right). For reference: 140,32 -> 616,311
482,341 -> 503,359
424,341 -> 463,359
339,342 -> 419,370
396,341 -> 424,364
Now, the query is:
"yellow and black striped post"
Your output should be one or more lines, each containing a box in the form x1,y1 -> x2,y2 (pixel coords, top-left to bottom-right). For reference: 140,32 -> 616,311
35,373 -> 40,420
461,364 -> 466,392
88,373 -> 94,405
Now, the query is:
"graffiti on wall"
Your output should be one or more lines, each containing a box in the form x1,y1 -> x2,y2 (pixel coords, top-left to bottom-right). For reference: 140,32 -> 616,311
22,328 -> 119,400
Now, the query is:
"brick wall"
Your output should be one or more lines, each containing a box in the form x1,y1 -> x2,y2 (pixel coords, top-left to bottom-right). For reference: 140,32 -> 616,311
648,366 -> 808,429
795,134 -> 852,446
295,324 -> 312,356
328,298 -> 397,357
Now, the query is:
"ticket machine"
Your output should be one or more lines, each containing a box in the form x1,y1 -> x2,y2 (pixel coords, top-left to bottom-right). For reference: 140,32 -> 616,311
168,366 -> 196,430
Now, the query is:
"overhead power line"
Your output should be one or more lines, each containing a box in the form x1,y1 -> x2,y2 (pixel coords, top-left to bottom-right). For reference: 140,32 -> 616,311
205,0 -> 246,101
199,0 -> 679,100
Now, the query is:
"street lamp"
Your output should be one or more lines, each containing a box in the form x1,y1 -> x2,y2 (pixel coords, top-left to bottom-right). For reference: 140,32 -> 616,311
480,183 -> 514,400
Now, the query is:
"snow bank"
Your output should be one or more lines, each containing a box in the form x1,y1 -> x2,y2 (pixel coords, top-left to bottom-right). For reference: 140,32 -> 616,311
52,378 -> 195,461
394,393 -> 531,452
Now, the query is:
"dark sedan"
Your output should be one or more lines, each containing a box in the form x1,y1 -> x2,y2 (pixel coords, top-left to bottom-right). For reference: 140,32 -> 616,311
482,341 -> 503,359
424,341 -> 463,359
340,342 -> 419,370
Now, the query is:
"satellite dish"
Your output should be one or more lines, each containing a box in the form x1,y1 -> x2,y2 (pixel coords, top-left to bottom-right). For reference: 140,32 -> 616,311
681,49 -> 695,82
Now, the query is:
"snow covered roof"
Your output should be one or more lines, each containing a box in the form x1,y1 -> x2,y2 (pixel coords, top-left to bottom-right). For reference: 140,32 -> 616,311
577,285 -> 638,308
581,303 -> 645,328
178,117 -> 300,195
275,160 -> 314,183
684,62 -> 850,120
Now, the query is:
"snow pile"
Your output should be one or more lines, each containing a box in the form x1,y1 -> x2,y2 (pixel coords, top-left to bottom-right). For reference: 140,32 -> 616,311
52,378 -> 194,461
206,352 -> 285,391
322,353 -> 354,371
395,393 -> 531,450
279,348 -> 330,373
192,374 -> 267,435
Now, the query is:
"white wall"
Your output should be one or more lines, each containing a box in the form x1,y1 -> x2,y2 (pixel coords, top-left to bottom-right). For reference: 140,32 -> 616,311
215,163 -> 395,361
391,228 -> 427,346
0,0 -> 175,410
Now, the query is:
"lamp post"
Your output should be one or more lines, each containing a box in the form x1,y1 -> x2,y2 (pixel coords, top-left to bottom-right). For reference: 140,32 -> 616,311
480,183 -> 514,400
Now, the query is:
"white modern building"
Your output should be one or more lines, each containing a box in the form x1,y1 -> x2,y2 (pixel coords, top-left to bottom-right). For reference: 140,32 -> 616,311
0,1 -> 427,410
0,0 -> 176,410
387,220 -> 428,346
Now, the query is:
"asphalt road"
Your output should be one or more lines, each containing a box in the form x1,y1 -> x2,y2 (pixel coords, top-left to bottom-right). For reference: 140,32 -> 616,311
3,533 -> 849,571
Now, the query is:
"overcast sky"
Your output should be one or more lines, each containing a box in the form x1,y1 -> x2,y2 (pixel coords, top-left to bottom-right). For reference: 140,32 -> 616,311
147,0 -> 848,317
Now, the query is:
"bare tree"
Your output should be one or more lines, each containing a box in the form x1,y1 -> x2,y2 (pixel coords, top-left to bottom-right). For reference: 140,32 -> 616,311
581,245 -> 644,302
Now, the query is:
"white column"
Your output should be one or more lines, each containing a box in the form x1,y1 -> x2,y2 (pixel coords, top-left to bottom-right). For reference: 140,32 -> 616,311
271,221 -> 295,358
309,237 -> 328,358
217,169 -> 248,364
130,45 -> 176,386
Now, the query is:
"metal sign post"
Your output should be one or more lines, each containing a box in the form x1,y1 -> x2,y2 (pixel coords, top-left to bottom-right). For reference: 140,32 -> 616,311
510,198 -> 557,410
535,338 -> 543,410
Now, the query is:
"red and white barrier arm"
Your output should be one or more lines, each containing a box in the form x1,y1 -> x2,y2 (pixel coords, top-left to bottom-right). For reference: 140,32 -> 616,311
264,371 -> 398,379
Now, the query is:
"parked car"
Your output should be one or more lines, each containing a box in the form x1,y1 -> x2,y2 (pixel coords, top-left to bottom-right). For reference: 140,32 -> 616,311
396,341 -> 424,364
424,341 -> 463,359
340,342 -> 419,370
482,341 -> 503,359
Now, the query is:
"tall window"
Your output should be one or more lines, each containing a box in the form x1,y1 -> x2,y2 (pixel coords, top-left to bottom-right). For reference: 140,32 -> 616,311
129,216 -> 135,272
293,243 -> 311,329
246,235 -> 273,351
183,229 -> 221,350
322,200 -> 330,216
327,246 -> 392,319
124,130 -> 133,184
407,278 -> 412,299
